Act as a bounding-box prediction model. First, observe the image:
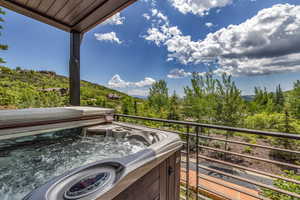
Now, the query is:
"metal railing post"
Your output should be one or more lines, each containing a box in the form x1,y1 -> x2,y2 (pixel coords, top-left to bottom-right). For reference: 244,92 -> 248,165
113,114 -> 300,199
186,125 -> 190,200
196,126 -> 200,200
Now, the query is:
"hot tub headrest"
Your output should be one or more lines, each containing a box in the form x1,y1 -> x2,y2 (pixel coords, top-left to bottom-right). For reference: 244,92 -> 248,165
0,107 -> 114,128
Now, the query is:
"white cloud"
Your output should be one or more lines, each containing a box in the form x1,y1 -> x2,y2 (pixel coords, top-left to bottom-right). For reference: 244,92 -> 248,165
127,89 -> 149,97
167,68 -> 192,78
168,0 -> 233,16
108,75 -> 156,88
134,77 -> 156,87
108,74 -> 129,88
205,22 -> 214,28
144,28 -> 168,45
143,13 -> 151,20
144,4 -> 300,76
142,0 -> 157,7
102,13 -> 125,25
143,9 -> 181,46
94,32 -> 122,44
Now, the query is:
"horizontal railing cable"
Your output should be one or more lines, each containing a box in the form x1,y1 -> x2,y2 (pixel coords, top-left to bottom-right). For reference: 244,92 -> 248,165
115,114 -> 300,139
197,154 -> 300,185
197,174 -> 268,200
194,134 -> 300,155
116,114 -> 300,200
181,151 -> 300,185
196,164 -> 300,199
198,145 -> 300,169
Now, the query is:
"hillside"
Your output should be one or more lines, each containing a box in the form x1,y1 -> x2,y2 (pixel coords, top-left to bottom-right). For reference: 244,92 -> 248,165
242,95 -> 254,101
0,66 -> 140,110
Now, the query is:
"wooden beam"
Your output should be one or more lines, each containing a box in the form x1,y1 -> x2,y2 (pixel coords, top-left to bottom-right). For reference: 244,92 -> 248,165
0,0 -> 71,32
69,31 -> 81,106
72,0 -> 138,33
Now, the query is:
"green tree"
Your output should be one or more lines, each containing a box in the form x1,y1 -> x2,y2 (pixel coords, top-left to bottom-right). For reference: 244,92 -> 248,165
148,80 -> 169,114
215,73 -> 244,126
168,91 -> 181,120
121,97 -> 134,115
273,84 -> 285,112
183,72 -> 243,126
0,8 -> 8,64
252,87 -> 276,113
289,80 -> 300,119
183,72 -> 218,123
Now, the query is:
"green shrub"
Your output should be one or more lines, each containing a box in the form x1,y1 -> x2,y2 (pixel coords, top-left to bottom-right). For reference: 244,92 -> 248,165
243,146 -> 253,154
263,171 -> 300,200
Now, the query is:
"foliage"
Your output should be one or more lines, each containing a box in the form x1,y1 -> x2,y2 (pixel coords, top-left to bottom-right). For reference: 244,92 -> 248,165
288,80 -> 300,119
0,66 -> 139,110
0,8 -> 8,64
215,73 -> 244,126
183,73 -> 243,126
263,171 -> 300,200
242,146 -> 253,154
148,80 -> 169,117
167,91 -> 181,120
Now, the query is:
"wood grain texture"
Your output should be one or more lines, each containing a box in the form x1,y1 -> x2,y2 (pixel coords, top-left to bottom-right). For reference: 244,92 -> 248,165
1,0 -> 137,33
113,151 -> 181,200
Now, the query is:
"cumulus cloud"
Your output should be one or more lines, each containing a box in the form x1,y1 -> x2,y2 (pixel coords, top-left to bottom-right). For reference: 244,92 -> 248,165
102,13 -> 125,25
144,4 -> 300,76
108,75 -> 156,88
144,28 -> 168,46
134,77 -> 156,87
127,89 -> 149,97
205,22 -> 214,28
168,0 -> 233,16
108,75 -> 129,88
94,32 -> 122,44
143,13 -> 151,20
167,68 -> 192,78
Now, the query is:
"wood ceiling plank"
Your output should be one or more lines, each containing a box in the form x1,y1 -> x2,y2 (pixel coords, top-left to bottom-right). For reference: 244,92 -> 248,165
26,0 -> 41,9
13,0 -> 27,4
63,0 -> 98,25
38,0 -> 56,13
0,0 -> 71,31
54,0 -> 82,22
1,0 -> 138,33
73,0 -> 137,33
46,0 -> 69,17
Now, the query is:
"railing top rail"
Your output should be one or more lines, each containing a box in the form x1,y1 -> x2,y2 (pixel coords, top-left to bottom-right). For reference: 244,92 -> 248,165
115,114 -> 300,140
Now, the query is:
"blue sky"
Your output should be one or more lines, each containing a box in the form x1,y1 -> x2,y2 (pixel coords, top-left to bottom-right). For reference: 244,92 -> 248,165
1,0 -> 300,97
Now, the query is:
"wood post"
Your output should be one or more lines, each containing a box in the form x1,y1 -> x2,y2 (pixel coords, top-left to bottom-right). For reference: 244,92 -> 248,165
69,31 -> 81,106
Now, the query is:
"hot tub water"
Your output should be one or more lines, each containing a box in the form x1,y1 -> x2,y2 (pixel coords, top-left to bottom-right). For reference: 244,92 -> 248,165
0,128 -> 148,200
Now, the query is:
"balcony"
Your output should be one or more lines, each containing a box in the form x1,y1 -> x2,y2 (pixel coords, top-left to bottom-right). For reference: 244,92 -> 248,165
115,114 -> 300,200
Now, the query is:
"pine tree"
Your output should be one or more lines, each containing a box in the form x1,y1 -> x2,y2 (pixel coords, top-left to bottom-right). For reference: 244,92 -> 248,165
168,91 -> 180,120
0,8 -> 8,64
289,80 -> 300,119
148,80 -> 169,113
274,84 -> 285,112
215,73 -> 243,126
134,100 -> 138,115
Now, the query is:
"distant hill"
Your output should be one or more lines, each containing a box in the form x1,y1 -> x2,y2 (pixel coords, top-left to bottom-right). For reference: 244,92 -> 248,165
0,66 -> 141,110
242,95 -> 255,101
131,95 -> 148,100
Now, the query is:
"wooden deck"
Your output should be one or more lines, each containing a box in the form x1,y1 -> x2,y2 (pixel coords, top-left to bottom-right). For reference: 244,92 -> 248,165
181,169 -> 261,200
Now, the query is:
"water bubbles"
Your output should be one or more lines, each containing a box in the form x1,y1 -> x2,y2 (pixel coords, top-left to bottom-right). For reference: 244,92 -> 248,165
0,129 -> 147,200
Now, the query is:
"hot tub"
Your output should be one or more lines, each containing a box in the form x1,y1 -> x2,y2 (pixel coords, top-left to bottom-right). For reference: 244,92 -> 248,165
0,107 -> 182,200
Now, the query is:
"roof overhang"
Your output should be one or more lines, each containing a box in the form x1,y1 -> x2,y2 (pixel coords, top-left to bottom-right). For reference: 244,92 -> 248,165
0,0 -> 137,33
